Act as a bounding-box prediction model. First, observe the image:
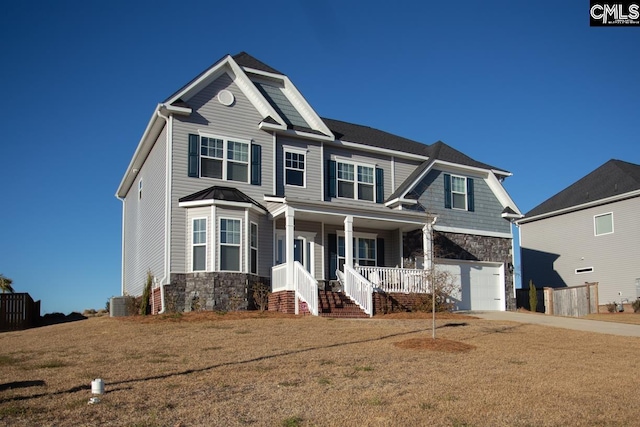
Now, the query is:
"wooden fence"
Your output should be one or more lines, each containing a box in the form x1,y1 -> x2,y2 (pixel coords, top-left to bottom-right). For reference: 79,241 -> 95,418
0,293 -> 41,331
543,282 -> 599,317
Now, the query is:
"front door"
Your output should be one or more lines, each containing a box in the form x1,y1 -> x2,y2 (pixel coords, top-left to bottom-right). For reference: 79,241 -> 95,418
294,238 -> 311,273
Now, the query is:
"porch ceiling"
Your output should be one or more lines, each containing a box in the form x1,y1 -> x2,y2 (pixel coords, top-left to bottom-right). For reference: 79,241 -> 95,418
269,198 -> 427,232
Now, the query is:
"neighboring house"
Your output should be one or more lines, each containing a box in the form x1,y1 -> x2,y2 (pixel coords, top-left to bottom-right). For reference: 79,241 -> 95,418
517,159 -> 640,309
116,52 -> 521,316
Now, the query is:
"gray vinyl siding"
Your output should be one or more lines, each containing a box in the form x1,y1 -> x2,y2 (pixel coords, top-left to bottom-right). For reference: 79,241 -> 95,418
324,145 -> 393,203
253,82 -> 310,128
123,126 -> 167,295
276,137 -> 322,199
250,211 -> 273,277
520,196 -> 640,305
414,169 -> 510,234
393,157 -> 422,194
170,72 -> 273,273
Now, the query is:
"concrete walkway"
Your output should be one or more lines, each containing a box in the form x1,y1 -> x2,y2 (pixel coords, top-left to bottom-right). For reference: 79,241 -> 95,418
466,311 -> 640,338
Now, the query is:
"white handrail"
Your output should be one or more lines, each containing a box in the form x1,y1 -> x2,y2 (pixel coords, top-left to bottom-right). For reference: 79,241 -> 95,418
356,266 -> 430,293
343,265 -> 373,317
294,261 -> 318,316
271,264 -> 288,292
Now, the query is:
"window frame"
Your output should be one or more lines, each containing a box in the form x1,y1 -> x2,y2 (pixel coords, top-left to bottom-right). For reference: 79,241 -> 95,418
192,217 -> 207,272
337,232 -> 378,268
336,159 -> 376,202
199,133 -> 251,183
450,174 -> 468,210
284,148 -> 306,188
250,221 -> 258,275
219,218 -> 242,272
594,212 -> 614,236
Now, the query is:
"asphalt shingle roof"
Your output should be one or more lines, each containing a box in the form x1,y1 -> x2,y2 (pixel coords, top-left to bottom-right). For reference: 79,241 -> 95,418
525,159 -> 640,218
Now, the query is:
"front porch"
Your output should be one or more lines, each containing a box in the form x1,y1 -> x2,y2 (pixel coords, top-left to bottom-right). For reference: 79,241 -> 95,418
266,198 -> 436,317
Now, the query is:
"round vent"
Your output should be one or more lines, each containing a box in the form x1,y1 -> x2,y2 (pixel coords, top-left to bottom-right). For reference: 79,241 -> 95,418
217,90 -> 234,106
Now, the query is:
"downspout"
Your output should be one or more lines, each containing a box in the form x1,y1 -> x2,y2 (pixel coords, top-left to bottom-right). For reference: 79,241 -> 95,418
156,107 -> 172,314
118,196 -> 126,296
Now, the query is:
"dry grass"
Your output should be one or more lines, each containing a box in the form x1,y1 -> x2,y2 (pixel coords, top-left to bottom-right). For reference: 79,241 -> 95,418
1,311 -> 640,426
585,312 -> 640,325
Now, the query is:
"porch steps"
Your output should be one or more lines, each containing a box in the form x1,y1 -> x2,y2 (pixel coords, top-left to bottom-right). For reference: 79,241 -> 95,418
318,290 -> 369,319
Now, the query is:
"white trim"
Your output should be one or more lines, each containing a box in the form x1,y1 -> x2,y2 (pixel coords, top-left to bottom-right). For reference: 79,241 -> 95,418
179,199 -> 266,213
334,158 -> 377,203
197,133 -> 251,184
434,225 -> 513,239
518,190 -> 640,224
321,222 -> 326,280
250,221 -> 259,275
450,174 -> 468,211
191,217 -> 208,272
244,210 -> 250,273
594,212 -> 614,236
211,206 -> 216,272
283,147 -> 307,188
329,138 -> 430,161
218,217 -> 242,272
320,142 -> 325,201
391,156 -> 396,190
575,267 -> 594,274
272,132 -> 277,195
119,197 -> 126,295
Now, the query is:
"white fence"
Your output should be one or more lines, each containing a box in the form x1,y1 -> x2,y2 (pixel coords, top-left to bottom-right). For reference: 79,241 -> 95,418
271,264 -> 287,292
356,266 -> 430,293
344,265 -> 373,317
294,261 -> 318,316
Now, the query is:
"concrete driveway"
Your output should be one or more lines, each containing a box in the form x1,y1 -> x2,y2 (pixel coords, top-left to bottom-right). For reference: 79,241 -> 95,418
467,311 -> 640,338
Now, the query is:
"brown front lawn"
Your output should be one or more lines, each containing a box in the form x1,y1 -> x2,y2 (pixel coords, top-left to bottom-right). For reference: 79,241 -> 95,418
0,311 -> 639,426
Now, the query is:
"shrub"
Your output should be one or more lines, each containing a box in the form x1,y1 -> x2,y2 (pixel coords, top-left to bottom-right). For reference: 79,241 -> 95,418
606,302 -> 617,313
252,282 -> 270,312
139,271 -> 153,315
529,280 -> 538,312
633,299 -> 640,313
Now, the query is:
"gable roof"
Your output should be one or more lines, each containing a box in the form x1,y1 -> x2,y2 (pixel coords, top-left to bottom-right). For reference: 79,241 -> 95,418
178,186 -> 267,212
232,51 -> 283,75
524,159 -> 640,219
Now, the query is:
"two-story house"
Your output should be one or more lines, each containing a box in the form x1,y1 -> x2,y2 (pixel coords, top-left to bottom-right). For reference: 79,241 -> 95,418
116,52 -> 521,316
518,159 -> 640,311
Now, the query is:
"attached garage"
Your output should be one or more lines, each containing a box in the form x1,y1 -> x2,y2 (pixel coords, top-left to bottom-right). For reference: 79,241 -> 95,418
437,259 -> 505,311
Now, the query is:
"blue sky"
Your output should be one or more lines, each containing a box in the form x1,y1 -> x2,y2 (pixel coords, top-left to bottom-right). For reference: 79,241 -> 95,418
0,1 -> 638,314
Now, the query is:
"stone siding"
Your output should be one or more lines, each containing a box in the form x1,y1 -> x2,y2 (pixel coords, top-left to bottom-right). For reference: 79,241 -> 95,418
163,273 -> 269,312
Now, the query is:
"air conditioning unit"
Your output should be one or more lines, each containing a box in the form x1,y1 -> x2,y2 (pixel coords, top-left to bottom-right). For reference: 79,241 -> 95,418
110,296 -> 134,317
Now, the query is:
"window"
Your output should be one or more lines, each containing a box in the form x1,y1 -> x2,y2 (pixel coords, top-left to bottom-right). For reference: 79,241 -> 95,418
285,150 -> 305,186
338,235 -> 377,268
192,218 -> 207,271
138,179 -> 143,200
575,267 -> 594,274
444,173 -> 474,211
250,222 -> 258,275
594,213 -> 613,236
220,219 -> 241,271
337,161 -> 375,201
200,136 -> 249,182
451,175 -> 467,210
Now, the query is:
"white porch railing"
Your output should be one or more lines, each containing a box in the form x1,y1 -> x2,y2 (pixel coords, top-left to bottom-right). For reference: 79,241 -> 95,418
356,266 -> 430,294
343,265 -> 373,317
271,264 -> 288,292
294,261 -> 318,316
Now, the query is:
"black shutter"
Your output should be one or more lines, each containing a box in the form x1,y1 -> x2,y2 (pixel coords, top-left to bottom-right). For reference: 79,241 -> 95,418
188,134 -> 199,178
376,238 -> 385,267
467,178 -> 474,212
375,167 -> 384,203
326,160 -> 337,199
251,144 -> 262,185
328,233 -> 338,279
443,173 -> 451,209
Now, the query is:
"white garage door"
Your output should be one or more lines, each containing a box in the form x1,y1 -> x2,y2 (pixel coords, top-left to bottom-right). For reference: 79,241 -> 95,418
436,260 -> 504,311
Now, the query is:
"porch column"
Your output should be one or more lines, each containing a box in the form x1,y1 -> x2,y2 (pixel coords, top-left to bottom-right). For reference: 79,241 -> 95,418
344,215 -> 354,269
285,207 -> 298,314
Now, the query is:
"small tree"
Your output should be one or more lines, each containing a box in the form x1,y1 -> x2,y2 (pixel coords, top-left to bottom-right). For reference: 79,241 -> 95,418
0,274 -> 14,294
529,279 -> 537,313
252,283 -> 270,312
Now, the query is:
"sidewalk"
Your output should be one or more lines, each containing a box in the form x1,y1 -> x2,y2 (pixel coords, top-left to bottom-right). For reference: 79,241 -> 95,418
467,311 -> 640,338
